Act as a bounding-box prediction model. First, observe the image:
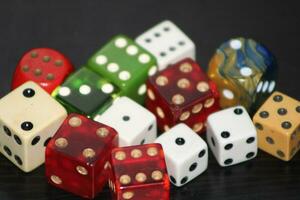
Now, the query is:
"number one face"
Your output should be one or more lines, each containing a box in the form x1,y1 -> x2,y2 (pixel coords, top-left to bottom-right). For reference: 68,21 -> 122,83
12,48 -> 74,94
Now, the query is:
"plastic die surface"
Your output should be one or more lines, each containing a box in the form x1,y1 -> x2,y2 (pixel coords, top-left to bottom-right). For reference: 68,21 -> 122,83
0,81 -> 67,172
136,20 -> 195,71
253,91 -> 300,161
155,123 -> 208,187
94,97 -> 157,147
206,106 -> 257,167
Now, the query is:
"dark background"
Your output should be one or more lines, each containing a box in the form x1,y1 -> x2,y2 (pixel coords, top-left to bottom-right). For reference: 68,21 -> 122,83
0,0 -> 299,200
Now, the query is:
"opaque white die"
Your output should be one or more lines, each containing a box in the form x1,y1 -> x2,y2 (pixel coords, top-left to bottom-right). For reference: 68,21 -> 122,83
206,106 -> 257,167
0,81 -> 67,172
155,123 -> 208,187
135,20 -> 196,71
94,97 -> 157,147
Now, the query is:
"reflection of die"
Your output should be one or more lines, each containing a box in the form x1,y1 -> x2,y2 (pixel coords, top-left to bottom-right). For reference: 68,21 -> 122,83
0,81 -> 67,172
45,114 -> 118,199
136,20 -> 195,71
12,48 -> 74,94
207,106 -> 257,167
108,144 -> 170,200
87,35 -> 157,104
94,97 -> 157,147
208,38 -> 277,113
253,92 -> 300,161
155,124 -> 208,187
146,58 -> 219,134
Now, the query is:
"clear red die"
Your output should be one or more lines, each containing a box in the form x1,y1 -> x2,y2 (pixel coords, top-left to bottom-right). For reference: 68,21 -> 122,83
146,58 -> 220,134
12,48 -> 74,93
108,144 -> 170,200
45,113 -> 118,199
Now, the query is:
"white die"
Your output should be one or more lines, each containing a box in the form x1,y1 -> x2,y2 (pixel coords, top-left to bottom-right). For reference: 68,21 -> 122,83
155,123 -> 208,187
206,106 -> 257,167
94,97 -> 157,147
0,81 -> 67,172
135,20 -> 196,71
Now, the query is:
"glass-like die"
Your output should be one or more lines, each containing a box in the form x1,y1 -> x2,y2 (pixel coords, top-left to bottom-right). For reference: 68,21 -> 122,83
146,58 -> 220,134
45,113 -> 118,199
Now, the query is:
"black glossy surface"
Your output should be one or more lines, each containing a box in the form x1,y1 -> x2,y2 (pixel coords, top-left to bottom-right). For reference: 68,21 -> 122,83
0,1 -> 299,199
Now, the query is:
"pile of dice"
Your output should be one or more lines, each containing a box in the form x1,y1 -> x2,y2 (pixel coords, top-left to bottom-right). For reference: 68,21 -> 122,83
0,20 -> 299,199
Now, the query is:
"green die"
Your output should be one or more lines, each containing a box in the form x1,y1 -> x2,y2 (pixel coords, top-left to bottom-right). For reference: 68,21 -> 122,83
54,67 -> 119,117
86,35 -> 157,104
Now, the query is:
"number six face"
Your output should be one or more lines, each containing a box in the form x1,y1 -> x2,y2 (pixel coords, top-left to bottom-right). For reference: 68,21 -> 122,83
12,48 -> 74,94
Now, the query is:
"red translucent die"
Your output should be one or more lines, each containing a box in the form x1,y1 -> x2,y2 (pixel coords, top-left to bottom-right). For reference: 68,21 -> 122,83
108,144 -> 170,200
12,48 -> 74,93
45,113 -> 118,199
145,58 -> 220,134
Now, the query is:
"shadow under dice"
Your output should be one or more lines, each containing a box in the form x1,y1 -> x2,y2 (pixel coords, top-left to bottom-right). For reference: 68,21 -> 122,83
135,20 -> 196,71
94,97 -> 157,147
45,114 -> 118,199
207,106 -> 257,167
155,123 -> 208,187
208,37 -> 277,113
55,67 -> 118,117
0,81 -> 67,172
87,35 -> 157,104
108,144 -> 170,200
12,48 -> 74,94
146,58 -> 220,134
253,91 -> 300,161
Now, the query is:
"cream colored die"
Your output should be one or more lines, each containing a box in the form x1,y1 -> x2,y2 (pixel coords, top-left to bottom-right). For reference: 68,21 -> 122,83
0,81 -> 67,172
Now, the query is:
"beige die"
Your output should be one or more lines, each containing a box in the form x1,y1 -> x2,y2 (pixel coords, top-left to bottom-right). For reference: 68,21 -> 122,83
0,81 -> 67,172
253,91 -> 300,161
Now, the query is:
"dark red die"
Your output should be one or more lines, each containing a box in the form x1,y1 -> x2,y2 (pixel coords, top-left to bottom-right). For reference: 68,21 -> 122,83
108,144 -> 170,200
145,58 -> 220,134
45,113 -> 118,199
12,48 -> 74,93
